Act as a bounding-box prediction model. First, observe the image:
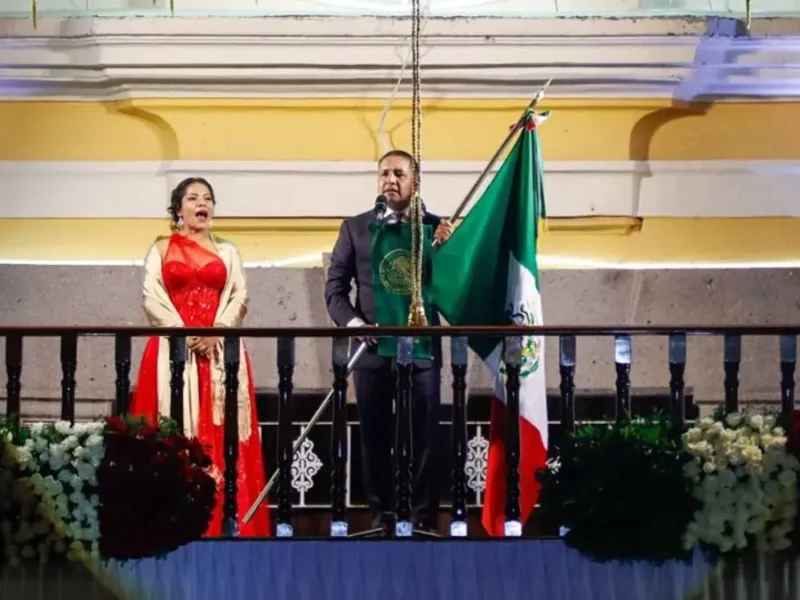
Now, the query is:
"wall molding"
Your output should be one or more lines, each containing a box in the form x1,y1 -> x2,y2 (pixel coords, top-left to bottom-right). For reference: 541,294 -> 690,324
0,16 -> 799,100
6,255 -> 800,271
1,159 -> 799,219
207,216 -> 644,236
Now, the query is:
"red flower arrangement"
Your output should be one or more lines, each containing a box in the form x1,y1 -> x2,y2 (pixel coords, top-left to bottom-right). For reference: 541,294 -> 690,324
96,416 -> 216,561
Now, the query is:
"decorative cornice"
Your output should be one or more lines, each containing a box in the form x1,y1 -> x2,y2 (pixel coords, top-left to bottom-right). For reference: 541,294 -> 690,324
0,16 -> 799,100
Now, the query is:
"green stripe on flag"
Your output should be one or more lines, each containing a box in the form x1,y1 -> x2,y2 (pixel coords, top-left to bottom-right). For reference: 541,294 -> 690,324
431,116 -> 547,359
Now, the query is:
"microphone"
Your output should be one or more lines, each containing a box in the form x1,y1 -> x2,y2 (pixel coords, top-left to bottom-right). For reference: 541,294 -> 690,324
374,194 -> 388,221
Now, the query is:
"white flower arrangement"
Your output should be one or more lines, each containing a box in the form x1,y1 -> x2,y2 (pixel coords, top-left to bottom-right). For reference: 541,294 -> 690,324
0,421 -> 106,567
682,412 -> 800,554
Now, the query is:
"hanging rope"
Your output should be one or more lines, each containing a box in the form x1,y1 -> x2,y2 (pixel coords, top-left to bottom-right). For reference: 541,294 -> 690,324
407,0 -> 427,327
376,6 -> 430,155
150,0 -> 175,15
745,0 -> 752,33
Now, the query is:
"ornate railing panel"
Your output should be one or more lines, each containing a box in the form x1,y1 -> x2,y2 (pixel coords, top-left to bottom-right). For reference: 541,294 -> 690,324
1,324 -> 796,538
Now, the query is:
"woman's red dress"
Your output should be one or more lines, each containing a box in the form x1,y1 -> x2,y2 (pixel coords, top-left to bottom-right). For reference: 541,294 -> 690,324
130,233 -> 271,537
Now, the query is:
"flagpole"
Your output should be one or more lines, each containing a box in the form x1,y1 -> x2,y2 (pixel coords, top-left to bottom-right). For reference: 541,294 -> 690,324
439,76 -> 553,240
242,78 -> 554,525
242,341 -> 368,524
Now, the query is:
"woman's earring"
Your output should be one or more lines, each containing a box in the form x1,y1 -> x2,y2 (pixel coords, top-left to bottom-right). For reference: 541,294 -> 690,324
177,216 -> 184,229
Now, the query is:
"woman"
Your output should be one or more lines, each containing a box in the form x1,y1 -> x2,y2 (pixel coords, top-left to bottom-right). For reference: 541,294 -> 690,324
130,177 -> 271,537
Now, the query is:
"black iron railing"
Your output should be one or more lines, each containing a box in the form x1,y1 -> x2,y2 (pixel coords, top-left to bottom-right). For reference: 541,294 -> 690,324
2,325 -> 799,538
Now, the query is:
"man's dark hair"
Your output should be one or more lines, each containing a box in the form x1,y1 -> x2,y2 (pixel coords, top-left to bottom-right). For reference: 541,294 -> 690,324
378,149 -> 420,176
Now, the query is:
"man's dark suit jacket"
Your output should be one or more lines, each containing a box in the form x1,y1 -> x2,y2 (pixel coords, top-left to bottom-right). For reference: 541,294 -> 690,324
324,209 -> 442,370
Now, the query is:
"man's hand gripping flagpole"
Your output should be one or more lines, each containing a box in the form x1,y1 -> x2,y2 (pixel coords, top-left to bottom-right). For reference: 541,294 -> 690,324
242,78 -> 554,525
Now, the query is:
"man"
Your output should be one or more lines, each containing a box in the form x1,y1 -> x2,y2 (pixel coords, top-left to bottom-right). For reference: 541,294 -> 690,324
324,149 -> 453,533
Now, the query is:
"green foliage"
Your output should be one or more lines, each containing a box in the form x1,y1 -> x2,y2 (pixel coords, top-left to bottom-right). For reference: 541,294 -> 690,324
0,417 -> 30,446
104,414 -> 182,438
536,417 -> 698,565
0,415 -> 181,445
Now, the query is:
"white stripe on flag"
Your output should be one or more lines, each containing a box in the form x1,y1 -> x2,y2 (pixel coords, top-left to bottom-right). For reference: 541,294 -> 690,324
482,254 -> 548,448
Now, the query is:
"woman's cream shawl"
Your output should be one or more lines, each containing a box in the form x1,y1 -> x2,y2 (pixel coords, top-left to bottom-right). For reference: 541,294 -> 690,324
141,236 -> 253,441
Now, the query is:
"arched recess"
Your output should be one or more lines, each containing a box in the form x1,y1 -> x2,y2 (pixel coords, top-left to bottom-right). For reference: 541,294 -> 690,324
109,100 -> 181,160
627,102 -> 711,218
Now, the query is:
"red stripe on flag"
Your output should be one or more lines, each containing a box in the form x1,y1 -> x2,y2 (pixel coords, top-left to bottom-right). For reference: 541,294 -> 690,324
480,396 -> 548,537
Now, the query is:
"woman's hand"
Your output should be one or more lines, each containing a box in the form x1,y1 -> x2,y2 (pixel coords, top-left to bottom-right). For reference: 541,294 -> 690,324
188,336 -> 221,358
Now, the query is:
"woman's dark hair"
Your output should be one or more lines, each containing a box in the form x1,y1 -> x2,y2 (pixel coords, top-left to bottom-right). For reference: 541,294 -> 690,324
168,177 -> 216,227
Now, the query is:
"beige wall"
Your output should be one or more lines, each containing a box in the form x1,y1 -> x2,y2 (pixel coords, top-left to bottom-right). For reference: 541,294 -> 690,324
0,264 -> 796,419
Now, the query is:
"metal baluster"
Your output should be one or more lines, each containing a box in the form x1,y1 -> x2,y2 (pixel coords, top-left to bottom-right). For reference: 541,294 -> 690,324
276,337 -> 295,538
558,335 -> 576,433
449,336 -> 469,537
614,335 -> 632,422
168,336 -> 186,432
780,334 -> 797,418
503,336 -> 522,538
5,335 -> 22,419
668,333 -> 687,429
724,333 -> 741,414
114,334 -> 132,416
222,336 -> 241,538
394,336 -> 414,538
60,335 -> 78,423
330,337 -> 349,538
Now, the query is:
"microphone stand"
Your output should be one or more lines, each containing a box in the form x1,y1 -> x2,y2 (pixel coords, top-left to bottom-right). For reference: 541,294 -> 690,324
242,80 -> 553,529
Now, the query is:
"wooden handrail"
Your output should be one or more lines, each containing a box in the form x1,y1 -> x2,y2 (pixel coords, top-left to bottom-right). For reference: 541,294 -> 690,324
0,324 -> 798,337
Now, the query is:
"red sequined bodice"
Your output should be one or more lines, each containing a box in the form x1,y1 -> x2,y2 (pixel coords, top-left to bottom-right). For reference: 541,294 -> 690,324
162,234 -> 227,327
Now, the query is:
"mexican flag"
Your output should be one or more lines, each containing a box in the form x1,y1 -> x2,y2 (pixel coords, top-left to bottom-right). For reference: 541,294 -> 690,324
431,111 -> 549,536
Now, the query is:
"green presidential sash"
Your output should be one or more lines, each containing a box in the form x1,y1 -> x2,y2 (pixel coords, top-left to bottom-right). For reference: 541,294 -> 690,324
368,220 -> 434,360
